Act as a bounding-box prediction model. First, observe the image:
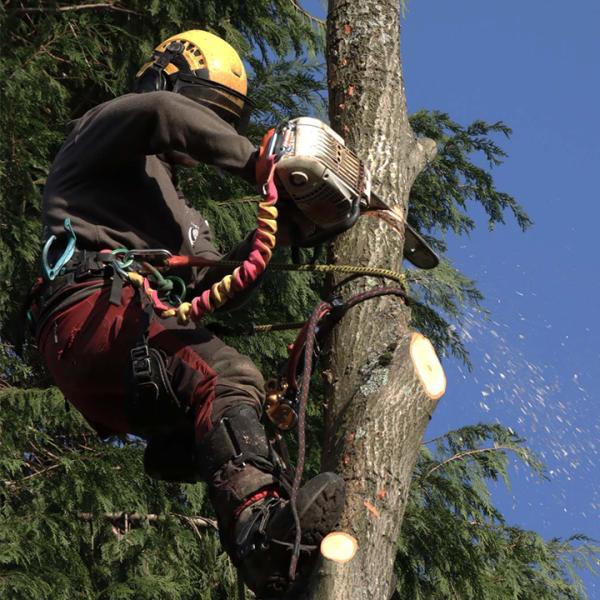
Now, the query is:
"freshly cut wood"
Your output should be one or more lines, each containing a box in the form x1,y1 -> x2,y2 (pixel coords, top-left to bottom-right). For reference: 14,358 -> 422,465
320,532 -> 359,564
410,332 -> 446,400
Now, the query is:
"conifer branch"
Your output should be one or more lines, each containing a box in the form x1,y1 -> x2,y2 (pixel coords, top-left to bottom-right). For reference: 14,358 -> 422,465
215,194 -> 261,206
15,2 -> 140,15
11,27 -> 63,74
20,461 -> 63,482
422,445 -> 517,480
2,440 -> 106,492
77,512 -> 218,531
289,0 -> 325,26
174,512 -> 217,542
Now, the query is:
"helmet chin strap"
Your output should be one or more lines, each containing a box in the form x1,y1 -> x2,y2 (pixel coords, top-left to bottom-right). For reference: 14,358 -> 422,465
152,40 -> 185,76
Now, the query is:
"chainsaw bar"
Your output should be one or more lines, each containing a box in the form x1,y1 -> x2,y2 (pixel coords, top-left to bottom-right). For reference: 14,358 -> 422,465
365,193 -> 439,270
403,223 -> 439,269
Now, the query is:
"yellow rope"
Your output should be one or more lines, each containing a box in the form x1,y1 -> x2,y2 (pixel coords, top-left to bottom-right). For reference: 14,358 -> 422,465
271,262 -> 406,284
196,259 -> 407,286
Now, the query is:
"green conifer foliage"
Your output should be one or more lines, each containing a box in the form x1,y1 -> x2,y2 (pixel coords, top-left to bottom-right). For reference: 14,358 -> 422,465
2,389 -> 596,599
409,111 -> 532,238
407,111 -> 533,365
396,424 -> 599,599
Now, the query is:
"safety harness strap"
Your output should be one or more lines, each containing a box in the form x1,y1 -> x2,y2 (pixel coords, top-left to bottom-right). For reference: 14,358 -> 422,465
31,249 -> 126,337
127,293 -> 186,438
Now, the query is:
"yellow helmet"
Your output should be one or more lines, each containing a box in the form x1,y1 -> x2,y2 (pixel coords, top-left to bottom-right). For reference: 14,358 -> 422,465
134,30 -> 251,129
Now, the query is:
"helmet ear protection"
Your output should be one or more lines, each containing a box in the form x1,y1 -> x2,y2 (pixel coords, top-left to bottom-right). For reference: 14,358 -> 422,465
133,31 -> 252,132
133,40 -> 185,93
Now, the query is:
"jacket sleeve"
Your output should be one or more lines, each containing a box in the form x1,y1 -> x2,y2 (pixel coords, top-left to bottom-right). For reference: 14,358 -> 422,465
71,91 -> 257,181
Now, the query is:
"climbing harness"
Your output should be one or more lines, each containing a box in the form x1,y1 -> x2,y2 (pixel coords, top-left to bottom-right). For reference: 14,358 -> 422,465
127,300 -> 186,438
30,246 -> 133,335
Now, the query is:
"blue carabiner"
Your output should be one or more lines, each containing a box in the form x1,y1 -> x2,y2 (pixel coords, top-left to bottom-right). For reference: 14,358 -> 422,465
41,218 -> 77,281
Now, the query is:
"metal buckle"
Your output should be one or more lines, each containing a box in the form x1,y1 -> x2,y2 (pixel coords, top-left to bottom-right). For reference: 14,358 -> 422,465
131,345 -> 152,380
125,249 -> 173,260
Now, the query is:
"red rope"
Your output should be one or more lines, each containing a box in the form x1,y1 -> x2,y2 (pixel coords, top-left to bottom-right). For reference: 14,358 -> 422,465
286,286 -> 408,580
288,300 -> 331,580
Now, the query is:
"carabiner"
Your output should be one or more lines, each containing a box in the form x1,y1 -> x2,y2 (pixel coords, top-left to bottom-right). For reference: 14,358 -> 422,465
41,218 -> 77,281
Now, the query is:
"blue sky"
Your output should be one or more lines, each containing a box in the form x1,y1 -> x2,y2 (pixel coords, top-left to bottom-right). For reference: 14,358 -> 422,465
401,0 -> 599,556
307,0 -> 599,593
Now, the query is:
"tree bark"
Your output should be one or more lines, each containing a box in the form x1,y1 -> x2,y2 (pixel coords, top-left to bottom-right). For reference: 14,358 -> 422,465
304,2 -> 441,598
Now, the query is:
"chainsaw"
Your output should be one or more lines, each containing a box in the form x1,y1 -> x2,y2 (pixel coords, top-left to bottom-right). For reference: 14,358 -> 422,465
269,117 -> 438,270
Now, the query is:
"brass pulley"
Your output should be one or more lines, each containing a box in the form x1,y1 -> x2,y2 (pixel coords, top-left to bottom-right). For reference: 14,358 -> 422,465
264,378 -> 297,431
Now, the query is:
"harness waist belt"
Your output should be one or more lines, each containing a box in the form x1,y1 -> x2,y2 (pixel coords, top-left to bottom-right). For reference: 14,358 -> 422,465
32,249 -> 123,335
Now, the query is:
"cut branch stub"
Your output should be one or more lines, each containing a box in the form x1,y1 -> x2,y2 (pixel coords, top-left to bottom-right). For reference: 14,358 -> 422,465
410,332 -> 446,400
320,531 -> 359,564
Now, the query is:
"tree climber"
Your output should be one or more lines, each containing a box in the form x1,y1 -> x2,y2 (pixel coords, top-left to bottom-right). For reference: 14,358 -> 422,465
33,30 -> 344,597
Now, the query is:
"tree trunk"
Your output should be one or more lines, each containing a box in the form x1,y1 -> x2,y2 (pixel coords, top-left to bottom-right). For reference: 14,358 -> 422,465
304,2 -> 441,598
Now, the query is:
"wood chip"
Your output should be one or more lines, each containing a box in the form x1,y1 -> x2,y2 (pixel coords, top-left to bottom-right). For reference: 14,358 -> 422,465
363,500 -> 380,518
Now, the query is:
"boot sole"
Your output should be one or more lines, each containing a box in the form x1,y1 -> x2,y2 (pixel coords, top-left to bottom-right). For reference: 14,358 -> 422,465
272,472 -> 346,546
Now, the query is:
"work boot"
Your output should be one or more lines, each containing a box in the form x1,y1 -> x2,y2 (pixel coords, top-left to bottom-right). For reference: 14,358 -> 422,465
196,405 -> 345,598
233,470 -> 344,597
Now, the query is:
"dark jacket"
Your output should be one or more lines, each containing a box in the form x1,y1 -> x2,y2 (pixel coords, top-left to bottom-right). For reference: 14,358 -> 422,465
42,91 -> 258,287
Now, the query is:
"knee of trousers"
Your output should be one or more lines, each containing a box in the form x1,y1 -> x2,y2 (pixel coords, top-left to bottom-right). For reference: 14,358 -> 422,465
210,348 -> 265,420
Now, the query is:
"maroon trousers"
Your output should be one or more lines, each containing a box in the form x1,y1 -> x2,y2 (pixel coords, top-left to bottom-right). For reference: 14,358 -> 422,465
38,282 -> 265,442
